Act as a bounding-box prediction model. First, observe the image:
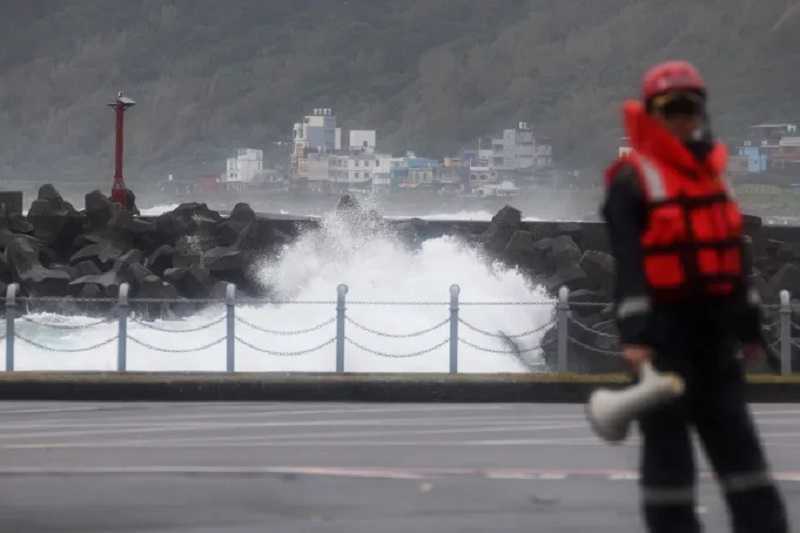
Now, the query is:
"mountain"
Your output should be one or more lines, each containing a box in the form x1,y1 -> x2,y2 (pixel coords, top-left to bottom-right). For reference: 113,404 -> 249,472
1,0 -> 799,183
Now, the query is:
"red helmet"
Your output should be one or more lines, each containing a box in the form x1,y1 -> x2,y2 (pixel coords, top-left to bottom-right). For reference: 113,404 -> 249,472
642,61 -> 706,101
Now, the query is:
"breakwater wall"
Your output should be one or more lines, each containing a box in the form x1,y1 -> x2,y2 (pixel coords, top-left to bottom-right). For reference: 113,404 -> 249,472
253,214 -> 790,257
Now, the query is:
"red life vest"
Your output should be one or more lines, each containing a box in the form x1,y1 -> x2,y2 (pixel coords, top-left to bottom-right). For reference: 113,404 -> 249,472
606,101 -> 744,301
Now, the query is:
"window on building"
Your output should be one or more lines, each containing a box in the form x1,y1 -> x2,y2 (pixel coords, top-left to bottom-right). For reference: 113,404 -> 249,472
375,160 -> 379,167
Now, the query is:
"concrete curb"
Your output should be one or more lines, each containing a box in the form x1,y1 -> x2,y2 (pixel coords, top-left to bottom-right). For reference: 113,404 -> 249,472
0,372 -> 798,402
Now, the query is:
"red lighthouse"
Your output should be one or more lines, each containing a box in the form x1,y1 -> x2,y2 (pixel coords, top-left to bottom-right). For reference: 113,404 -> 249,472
109,91 -> 136,207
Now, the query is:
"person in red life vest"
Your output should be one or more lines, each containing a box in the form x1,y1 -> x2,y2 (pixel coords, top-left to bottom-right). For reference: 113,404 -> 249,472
603,60 -> 789,533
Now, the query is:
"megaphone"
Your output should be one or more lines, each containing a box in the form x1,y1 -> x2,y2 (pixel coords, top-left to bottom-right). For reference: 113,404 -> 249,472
586,361 -> 685,443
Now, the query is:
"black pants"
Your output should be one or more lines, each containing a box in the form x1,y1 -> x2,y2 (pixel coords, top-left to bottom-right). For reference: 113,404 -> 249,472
639,313 -> 788,533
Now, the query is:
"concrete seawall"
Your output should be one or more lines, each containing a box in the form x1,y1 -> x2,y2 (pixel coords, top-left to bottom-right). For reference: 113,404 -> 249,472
250,213 -> 794,256
1,372 -> 798,402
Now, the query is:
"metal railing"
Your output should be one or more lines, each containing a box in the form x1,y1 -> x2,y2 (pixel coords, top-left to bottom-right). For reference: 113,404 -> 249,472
1,283 -> 796,374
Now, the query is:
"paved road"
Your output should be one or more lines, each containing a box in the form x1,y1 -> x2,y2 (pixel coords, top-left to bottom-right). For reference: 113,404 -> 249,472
0,402 -> 797,532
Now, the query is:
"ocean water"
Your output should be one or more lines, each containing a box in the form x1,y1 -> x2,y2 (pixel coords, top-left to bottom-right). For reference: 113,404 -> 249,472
6,212 -> 554,373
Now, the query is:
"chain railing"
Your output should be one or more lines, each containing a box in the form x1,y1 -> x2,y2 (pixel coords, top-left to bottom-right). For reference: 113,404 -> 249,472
1,283 -> 796,374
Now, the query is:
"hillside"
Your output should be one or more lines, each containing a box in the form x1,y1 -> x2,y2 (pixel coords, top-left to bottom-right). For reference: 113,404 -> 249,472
1,0 -> 799,184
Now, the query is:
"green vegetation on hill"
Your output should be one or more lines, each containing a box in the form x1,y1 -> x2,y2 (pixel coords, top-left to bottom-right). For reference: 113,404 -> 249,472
1,0 -> 799,182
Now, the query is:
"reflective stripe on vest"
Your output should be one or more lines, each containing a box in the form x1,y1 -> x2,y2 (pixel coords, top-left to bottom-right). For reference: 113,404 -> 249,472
637,155 -> 667,201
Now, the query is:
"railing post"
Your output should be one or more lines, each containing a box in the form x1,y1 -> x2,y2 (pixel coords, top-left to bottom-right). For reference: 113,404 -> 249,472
780,289 -> 792,375
5,283 -> 18,372
557,286 -> 570,373
336,284 -> 348,373
226,283 -> 236,373
449,284 -> 460,374
117,283 -> 129,372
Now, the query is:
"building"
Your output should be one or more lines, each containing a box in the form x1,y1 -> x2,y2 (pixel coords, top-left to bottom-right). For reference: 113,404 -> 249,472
289,107 -> 408,193
488,122 -> 553,175
439,157 -> 468,193
291,108 -> 340,180
748,123 -> 798,145
491,123 -> 534,171
303,150 -> 397,193
293,108 -> 339,154
732,124 -> 800,176
736,143 -> 768,174
297,152 -> 332,185
467,161 -> 498,194
221,148 -> 264,190
461,123 -> 554,190
534,141 -> 553,169
394,153 -> 440,188
770,136 -> 800,172
345,154 -> 378,187
728,155 -> 749,175
370,155 -> 403,193
291,109 -> 387,190
349,130 -> 376,154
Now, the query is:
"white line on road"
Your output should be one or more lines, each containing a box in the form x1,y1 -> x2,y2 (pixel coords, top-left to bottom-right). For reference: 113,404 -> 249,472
1,422 -> 589,449
0,406 -> 585,430
2,437 -> 609,449
0,406 -> 137,416
0,415 -> 587,441
123,422 -> 588,446
0,465 -> 796,484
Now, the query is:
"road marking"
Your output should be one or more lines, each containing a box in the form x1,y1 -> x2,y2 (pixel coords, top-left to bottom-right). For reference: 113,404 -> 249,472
538,472 -> 568,480
0,406 -> 132,416
0,413 -> 590,432
0,404 -> 533,427
61,422 -> 587,447
0,466 -> 796,484
609,472 -> 640,481
0,416 -> 587,440
2,437 -> 610,449
0,403 -> 588,425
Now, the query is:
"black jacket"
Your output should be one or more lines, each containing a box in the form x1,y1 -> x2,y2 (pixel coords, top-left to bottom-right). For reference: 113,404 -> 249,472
602,162 -> 763,348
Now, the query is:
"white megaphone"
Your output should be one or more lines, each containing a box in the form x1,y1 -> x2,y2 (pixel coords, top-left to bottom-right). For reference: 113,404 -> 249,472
586,361 -> 685,443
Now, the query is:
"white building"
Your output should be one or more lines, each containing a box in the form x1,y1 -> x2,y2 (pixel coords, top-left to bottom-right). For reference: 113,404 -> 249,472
301,151 -> 396,191
341,153 -> 394,185
291,108 -> 389,187
488,122 -> 552,173
468,162 -> 497,190
491,124 -> 533,170
349,130 -> 376,154
473,179 -> 520,198
535,143 -> 553,168
222,148 -> 263,184
297,152 -> 331,183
